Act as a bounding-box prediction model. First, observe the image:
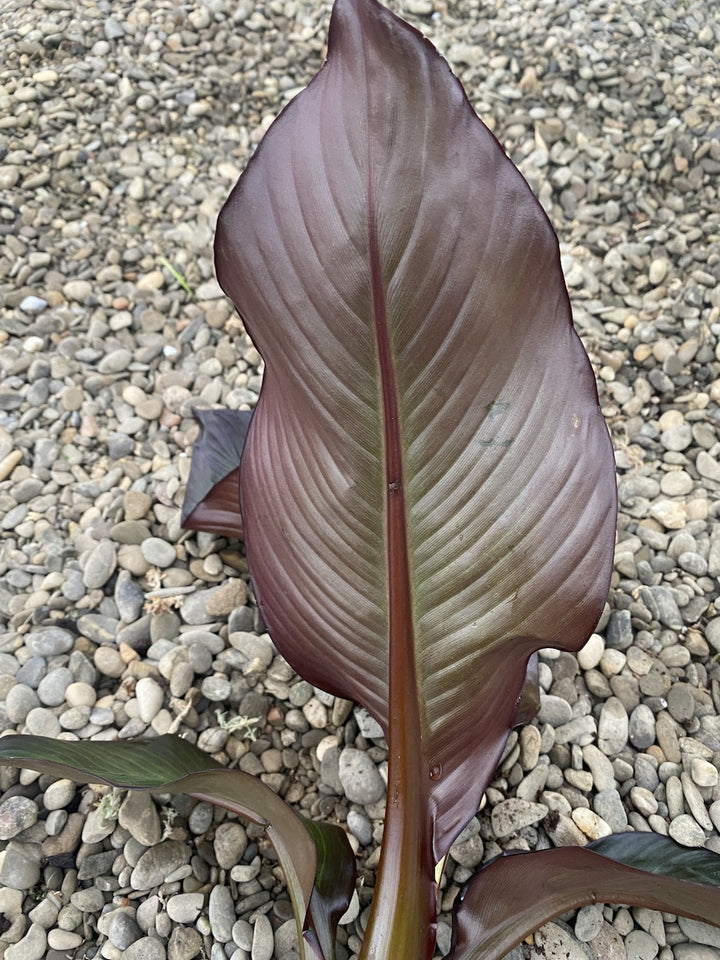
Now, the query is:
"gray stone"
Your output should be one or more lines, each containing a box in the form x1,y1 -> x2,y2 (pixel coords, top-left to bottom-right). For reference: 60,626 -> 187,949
338,748 -> 386,805
4,923 -> 46,960
208,885 -> 235,942
530,921 -> 589,960
84,538 -> 117,589
346,809 -> 373,846
121,937 -> 167,960
0,842 -> 42,889
628,703 -> 656,750
251,914 -> 274,960
213,822 -> 248,870
593,789 -> 627,832
5,683 -> 40,722
491,798 -> 548,839
0,797 -> 39,840
598,697 -> 628,756
677,918 -> 720,949
537,694 -> 573,727
605,610 -> 632,650
166,893 -> 204,924
668,814 -> 707,847
140,537 -> 177,568
37,666 -> 73,706
130,841 -> 190,890
109,912 -> 143,949
116,573 -> 146,622
625,929 -> 659,960
118,792 -> 162,847
574,904 -> 604,942
25,628 -> 74,657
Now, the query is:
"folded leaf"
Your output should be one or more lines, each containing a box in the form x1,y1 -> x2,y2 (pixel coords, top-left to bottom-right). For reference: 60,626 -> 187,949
215,0 -> 616,873
302,817 -> 358,960
449,835 -> 720,960
181,407 -> 251,537
0,734 -> 330,959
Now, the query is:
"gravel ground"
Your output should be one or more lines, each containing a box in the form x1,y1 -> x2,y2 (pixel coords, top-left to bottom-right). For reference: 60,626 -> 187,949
1,1 -> 720,959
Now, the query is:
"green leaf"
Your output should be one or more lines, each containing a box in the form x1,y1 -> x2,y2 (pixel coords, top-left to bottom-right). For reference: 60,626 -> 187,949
0,733 -> 221,787
302,817 -> 357,960
0,735 -> 321,958
449,836 -> 720,960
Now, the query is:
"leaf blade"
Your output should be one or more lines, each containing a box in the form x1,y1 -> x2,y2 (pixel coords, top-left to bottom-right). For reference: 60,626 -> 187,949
216,0 -> 616,863
0,735 -> 316,918
180,407 -> 251,537
450,837 -> 720,960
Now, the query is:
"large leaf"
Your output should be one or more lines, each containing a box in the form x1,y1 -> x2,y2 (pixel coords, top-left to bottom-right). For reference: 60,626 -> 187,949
216,0 -> 615,852
214,0 -> 616,955
180,407 -> 251,538
0,735 -> 351,960
449,834 -> 720,960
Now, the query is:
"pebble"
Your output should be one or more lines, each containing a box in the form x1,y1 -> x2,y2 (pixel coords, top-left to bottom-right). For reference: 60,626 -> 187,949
491,799 -> 548,839
130,841 -> 191,890
208,885 -> 235,942
598,698 -> 629,755
338,748 -> 386,804
141,538 -> 177,568
251,914 -> 274,960
0,797 -> 38,839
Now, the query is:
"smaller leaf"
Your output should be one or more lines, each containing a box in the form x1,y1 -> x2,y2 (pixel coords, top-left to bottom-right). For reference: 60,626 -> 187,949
0,732 -> 221,786
513,653 -> 540,726
302,817 -> 357,960
588,832 -> 720,886
0,734 -> 319,959
180,407 -> 251,537
450,834 -> 720,960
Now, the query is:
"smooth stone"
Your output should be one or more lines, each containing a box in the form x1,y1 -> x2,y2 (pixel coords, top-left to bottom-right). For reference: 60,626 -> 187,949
537,694 -> 572,727
84,539 -> 117,589
208,885 -> 235,942
338,748 -> 386,805
166,893 -> 204,924
574,904 -> 604,942
628,703 -> 656,750
118,792 -> 162,846
625,929 -> 659,960
4,924 -> 47,960
530,921 -> 590,960
251,914 -> 274,960
592,789 -> 627,832
491,798 -> 548,839
109,911 -> 143,949
168,926 -> 203,960
135,677 -> 164,723
0,843 -> 41,889
0,797 -> 39,839
121,937 -> 167,960
677,918 -> 720,949
130,841 -> 190,890
668,814 -> 707,847
213,822 -> 248,870
25,628 -> 74,657
598,698 -> 629,755
140,538 -> 177,568
577,633 -> 604,670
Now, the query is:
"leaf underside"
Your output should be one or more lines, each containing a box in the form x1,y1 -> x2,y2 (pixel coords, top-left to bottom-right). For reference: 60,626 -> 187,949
180,407 -> 250,537
450,835 -> 720,960
215,0 -> 617,861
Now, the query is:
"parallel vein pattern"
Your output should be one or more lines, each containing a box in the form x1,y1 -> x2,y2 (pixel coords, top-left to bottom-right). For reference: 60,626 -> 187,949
214,0 -> 617,860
